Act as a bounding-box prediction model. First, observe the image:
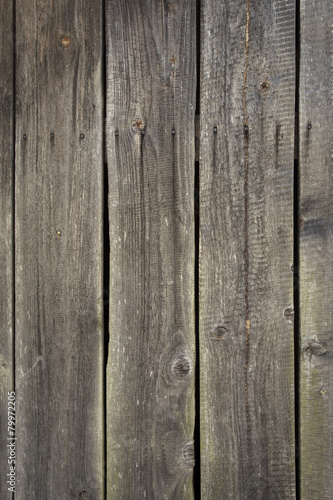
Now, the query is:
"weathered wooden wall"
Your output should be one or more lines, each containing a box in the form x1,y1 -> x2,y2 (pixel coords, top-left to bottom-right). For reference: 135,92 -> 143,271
0,0 -> 332,498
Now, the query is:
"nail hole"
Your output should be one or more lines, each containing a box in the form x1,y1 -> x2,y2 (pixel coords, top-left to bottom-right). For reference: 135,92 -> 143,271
50,132 -> 55,139
260,80 -> 270,92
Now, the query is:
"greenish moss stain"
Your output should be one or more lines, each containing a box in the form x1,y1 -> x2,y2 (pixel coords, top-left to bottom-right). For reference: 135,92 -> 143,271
300,363 -> 329,498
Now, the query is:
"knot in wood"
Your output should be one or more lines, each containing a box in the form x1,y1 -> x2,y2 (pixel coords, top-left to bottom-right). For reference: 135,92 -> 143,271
182,442 -> 195,468
61,36 -> 71,47
132,117 -> 146,133
173,356 -> 190,378
284,308 -> 294,322
304,341 -> 327,359
211,326 -> 228,341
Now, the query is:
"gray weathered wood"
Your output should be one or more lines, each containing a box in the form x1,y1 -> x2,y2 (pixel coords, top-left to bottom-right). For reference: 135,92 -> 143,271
199,0 -> 296,497
106,0 -> 196,497
15,1 -> 104,497
0,1 -> 14,497
299,0 -> 333,497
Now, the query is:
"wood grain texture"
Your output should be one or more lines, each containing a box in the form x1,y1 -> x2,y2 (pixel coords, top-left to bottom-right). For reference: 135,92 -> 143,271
299,0 -> 333,497
199,0 -> 296,497
0,1 -> 14,497
15,1 -> 104,497
106,0 -> 196,497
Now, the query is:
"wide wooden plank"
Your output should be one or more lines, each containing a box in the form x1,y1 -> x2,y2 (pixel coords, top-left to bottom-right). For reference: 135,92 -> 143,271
106,0 -> 196,497
0,1 -> 14,497
199,0 -> 296,497
15,1 -> 104,497
299,0 -> 333,497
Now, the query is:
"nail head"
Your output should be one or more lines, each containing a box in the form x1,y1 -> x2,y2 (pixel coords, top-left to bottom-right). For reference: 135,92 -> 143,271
244,125 -> 249,133
80,133 -> 85,139
23,134 -> 27,140
171,129 -> 176,135
213,126 -> 217,133
115,130 -> 119,136
307,123 -> 312,130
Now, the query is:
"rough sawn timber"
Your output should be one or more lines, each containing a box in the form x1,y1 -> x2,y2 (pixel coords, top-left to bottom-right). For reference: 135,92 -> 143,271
199,0 -> 296,497
106,0 -> 196,498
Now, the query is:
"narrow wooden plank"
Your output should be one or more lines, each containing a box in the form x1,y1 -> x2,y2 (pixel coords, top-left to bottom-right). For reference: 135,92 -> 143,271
0,1 -> 14,497
299,0 -> 333,497
15,1 -> 104,497
200,0 -> 296,497
106,1 -> 196,497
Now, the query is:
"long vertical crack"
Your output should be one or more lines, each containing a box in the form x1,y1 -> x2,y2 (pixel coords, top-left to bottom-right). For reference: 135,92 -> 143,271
243,0 -> 251,427
294,0 -> 301,496
12,5 -> 16,500
102,0 -> 108,496
193,0 -> 201,498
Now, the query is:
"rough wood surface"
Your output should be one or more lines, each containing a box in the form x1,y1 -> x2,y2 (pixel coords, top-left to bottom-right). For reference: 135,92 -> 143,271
106,0 -> 196,497
15,1 -> 104,497
0,1 -> 14,497
299,0 -> 333,497
199,0 -> 296,497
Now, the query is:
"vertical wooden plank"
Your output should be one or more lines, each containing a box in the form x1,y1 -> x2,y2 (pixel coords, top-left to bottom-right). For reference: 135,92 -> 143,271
200,0 -> 296,497
15,1 -> 104,498
299,1 -> 333,497
0,0 -> 14,497
106,1 -> 196,497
